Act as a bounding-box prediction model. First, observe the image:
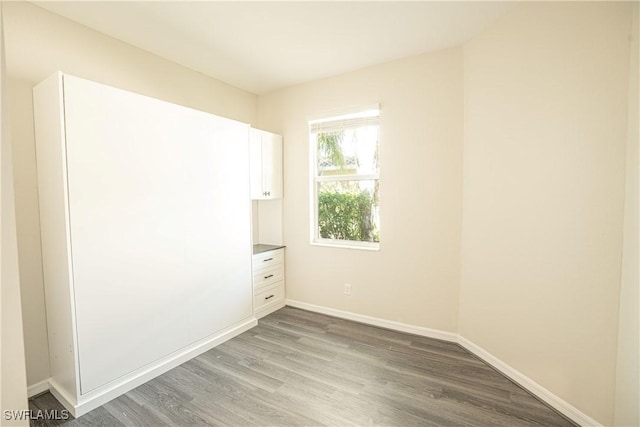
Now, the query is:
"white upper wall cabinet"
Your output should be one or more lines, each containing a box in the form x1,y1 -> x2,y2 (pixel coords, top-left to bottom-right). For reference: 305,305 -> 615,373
33,72 -> 255,416
250,128 -> 283,199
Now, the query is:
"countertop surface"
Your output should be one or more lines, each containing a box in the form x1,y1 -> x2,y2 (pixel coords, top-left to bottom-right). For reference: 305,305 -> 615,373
253,243 -> 285,255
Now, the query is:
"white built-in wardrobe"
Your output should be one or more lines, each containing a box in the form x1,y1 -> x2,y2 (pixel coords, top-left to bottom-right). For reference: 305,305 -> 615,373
33,73 -> 256,416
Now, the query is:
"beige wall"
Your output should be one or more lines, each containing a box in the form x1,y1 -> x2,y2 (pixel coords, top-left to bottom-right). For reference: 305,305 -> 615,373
459,3 -> 632,425
1,2 -> 29,424
3,1 -> 258,388
615,3 -> 640,426
258,47 -> 463,332
261,4 -> 638,424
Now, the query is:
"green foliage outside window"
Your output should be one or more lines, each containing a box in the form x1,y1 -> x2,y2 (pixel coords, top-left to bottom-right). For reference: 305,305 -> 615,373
318,191 -> 379,242
317,131 -> 346,170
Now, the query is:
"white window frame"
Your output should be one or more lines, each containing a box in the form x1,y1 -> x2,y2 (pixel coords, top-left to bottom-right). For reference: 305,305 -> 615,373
309,105 -> 380,251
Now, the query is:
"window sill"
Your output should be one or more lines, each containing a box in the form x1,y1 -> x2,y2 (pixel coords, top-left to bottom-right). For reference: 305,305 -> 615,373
310,239 -> 380,251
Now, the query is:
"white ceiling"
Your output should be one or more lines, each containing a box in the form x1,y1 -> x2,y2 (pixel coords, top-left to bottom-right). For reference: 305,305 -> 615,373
33,1 -> 514,94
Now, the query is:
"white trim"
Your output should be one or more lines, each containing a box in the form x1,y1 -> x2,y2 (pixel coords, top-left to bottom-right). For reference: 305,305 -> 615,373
307,103 -> 380,123
255,300 -> 286,319
52,318 -> 257,418
310,240 -> 380,251
285,299 -> 600,427
285,299 -> 457,342
316,174 -> 379,182
457,336 -> 602,427
27,378 -> 51,398
309,131 -> 317,245
49,378 -> 78,412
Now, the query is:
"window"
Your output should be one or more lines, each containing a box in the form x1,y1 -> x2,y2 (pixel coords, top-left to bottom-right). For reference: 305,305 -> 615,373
309,106 -> 380,250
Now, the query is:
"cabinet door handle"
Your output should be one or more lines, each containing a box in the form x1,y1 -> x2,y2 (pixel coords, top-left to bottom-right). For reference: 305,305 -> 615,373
264,274 -> 274,279
263,258 -> 273,262
265,295 -> 275,300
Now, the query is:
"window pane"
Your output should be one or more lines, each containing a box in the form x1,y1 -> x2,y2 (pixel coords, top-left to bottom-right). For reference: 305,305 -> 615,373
316,126 -> 379,176
317,180 -> 380,243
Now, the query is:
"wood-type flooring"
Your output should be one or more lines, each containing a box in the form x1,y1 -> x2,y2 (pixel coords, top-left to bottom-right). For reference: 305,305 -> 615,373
29,306 -> 577,427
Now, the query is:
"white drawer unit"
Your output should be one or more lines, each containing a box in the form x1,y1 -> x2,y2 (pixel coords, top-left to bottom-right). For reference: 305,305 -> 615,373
253,264 -> 284,290
255,283 -> 285,312
253,249 -> 284,270
252,247 -> 285,318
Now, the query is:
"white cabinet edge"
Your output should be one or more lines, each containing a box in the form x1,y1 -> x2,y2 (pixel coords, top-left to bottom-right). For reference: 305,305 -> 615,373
33,72 -> 82,400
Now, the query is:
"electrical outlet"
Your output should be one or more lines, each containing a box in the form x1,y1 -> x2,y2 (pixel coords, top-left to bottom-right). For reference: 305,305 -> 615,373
344,283 -> 352,295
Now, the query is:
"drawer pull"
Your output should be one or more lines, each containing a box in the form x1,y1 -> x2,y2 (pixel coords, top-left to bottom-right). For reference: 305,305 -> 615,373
263,258 -> 273,262
265,295 -> 275,300
264,274 -> 274,279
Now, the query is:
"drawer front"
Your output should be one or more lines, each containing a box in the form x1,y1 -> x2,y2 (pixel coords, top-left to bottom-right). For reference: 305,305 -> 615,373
252,249 -> 284,272
253,264 -> 284,290
254,282 -> 285,310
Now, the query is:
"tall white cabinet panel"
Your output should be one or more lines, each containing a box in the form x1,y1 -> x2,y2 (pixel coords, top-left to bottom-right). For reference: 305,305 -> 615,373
33,74 -> 79,401
250,128 -> 283,199
34,73 -> 255,415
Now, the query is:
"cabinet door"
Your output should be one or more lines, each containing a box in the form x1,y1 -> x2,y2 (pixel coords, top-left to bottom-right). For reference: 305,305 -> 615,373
63,75 -> 252,394
185,118 -> 253,343
250,129 -> 283,200
261,132 -> 283,199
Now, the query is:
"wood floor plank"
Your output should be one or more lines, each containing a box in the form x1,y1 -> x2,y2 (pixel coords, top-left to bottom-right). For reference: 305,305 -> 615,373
189,395 -> 258,427
65,407 -> 124,427
102,394 -> 171,427
29,306 -> 577,427
199,348 -> 285,393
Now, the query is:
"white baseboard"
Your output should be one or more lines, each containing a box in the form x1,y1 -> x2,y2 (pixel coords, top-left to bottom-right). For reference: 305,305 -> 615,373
285,299 -> 458,343
255,300 -> 286,319
285,299 -> 599,427
51,317 -> 257,418
27,378 -> 51,398
457,336 -> 601,427
48,378 -> 78,414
